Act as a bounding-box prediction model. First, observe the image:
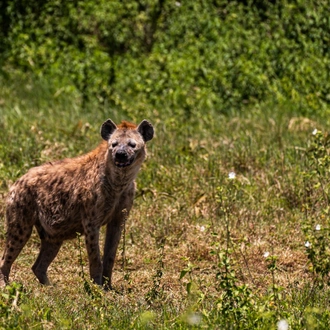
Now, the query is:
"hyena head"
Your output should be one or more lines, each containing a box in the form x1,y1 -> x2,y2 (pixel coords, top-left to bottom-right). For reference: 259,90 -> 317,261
101,119 -> 154,170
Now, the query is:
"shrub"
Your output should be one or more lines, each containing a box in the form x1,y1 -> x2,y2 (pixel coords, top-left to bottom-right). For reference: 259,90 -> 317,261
0,0 -> 329,116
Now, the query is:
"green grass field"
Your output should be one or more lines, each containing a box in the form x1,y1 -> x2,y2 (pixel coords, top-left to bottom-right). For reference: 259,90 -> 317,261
1,78 -> 330,329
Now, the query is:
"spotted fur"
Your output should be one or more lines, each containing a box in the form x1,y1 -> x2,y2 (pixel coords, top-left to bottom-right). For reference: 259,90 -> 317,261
0,119 -> 154,289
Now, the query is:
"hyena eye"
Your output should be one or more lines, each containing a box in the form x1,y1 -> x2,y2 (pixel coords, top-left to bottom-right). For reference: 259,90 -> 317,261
128,141 -> 136,148
112,142 -> 118,148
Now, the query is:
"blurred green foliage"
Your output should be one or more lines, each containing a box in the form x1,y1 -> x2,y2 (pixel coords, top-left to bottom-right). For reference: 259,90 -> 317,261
0,0 -> 330,115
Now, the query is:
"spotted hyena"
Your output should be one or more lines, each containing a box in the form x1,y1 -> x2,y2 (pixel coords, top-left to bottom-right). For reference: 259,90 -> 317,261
0,119 -> 154,289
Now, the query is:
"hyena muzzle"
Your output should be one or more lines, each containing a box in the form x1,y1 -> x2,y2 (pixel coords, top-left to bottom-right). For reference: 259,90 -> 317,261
0,119 -> 154,289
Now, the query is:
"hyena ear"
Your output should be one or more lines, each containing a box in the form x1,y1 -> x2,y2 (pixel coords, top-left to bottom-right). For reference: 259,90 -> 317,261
101,119 -> 117,141
137,120 -> 154,142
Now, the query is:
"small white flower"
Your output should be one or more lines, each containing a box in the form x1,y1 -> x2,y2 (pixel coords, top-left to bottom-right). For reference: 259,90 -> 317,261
305,241 -> 311,248
277,319 -> 289,330
315,224 -> 321,231
175,1 -> 181,6
312,128 -> 318,135
228,172 -> 236,179
263,251 -> 270,258
196,225 -> 205,232
186,312 -> 202,326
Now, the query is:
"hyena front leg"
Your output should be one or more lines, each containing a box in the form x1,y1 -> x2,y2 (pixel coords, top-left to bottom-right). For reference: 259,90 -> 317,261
102,209 -> 129,290
32,239 -> 63,285
84,225 -> 102,285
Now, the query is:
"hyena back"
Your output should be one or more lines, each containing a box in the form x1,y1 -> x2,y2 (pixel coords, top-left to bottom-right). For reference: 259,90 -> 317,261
0,119 -> 154,289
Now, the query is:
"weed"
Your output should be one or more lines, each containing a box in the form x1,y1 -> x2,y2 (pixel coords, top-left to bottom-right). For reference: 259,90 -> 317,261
145,238 -> 165,306
303,130 -> 330,285
0,282 -> 23,316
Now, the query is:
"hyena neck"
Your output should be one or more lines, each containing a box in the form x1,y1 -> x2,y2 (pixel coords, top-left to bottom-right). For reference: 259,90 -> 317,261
103,166 -> 139,192
101,150 -> 141,192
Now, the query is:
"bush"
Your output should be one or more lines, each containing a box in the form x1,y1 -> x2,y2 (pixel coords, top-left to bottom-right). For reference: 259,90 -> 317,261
1,0 -> 330,116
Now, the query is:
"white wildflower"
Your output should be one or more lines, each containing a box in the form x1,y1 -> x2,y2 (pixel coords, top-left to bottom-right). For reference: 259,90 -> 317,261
175,1 -> 181,6
263,251 -> 270,258
315,224 -> 321,231
312,128 -> 318,135
196,225 -> 206,232
277,319 -> 289,330
228,172 -> 236,179
305,241 -> 311,248
186,312 -> 202,326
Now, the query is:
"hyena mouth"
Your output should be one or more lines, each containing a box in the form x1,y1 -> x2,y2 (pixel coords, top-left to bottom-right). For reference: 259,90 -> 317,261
114,150 -> 135,168
114,157 -> 135,168
114,157 -> 134,167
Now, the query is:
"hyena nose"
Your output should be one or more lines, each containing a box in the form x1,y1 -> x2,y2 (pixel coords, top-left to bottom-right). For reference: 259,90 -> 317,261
115,150 -> 128,162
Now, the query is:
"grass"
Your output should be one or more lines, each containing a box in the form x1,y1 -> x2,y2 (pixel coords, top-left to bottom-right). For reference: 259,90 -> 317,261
1,77 -> 330,329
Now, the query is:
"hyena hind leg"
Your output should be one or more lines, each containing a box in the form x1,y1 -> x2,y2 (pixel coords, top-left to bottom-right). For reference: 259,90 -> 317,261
32,239 -> 63,285
0,225 -> 33,286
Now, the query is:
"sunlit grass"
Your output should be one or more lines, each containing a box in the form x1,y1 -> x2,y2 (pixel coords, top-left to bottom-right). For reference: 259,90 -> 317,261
1,78 -> 330,328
